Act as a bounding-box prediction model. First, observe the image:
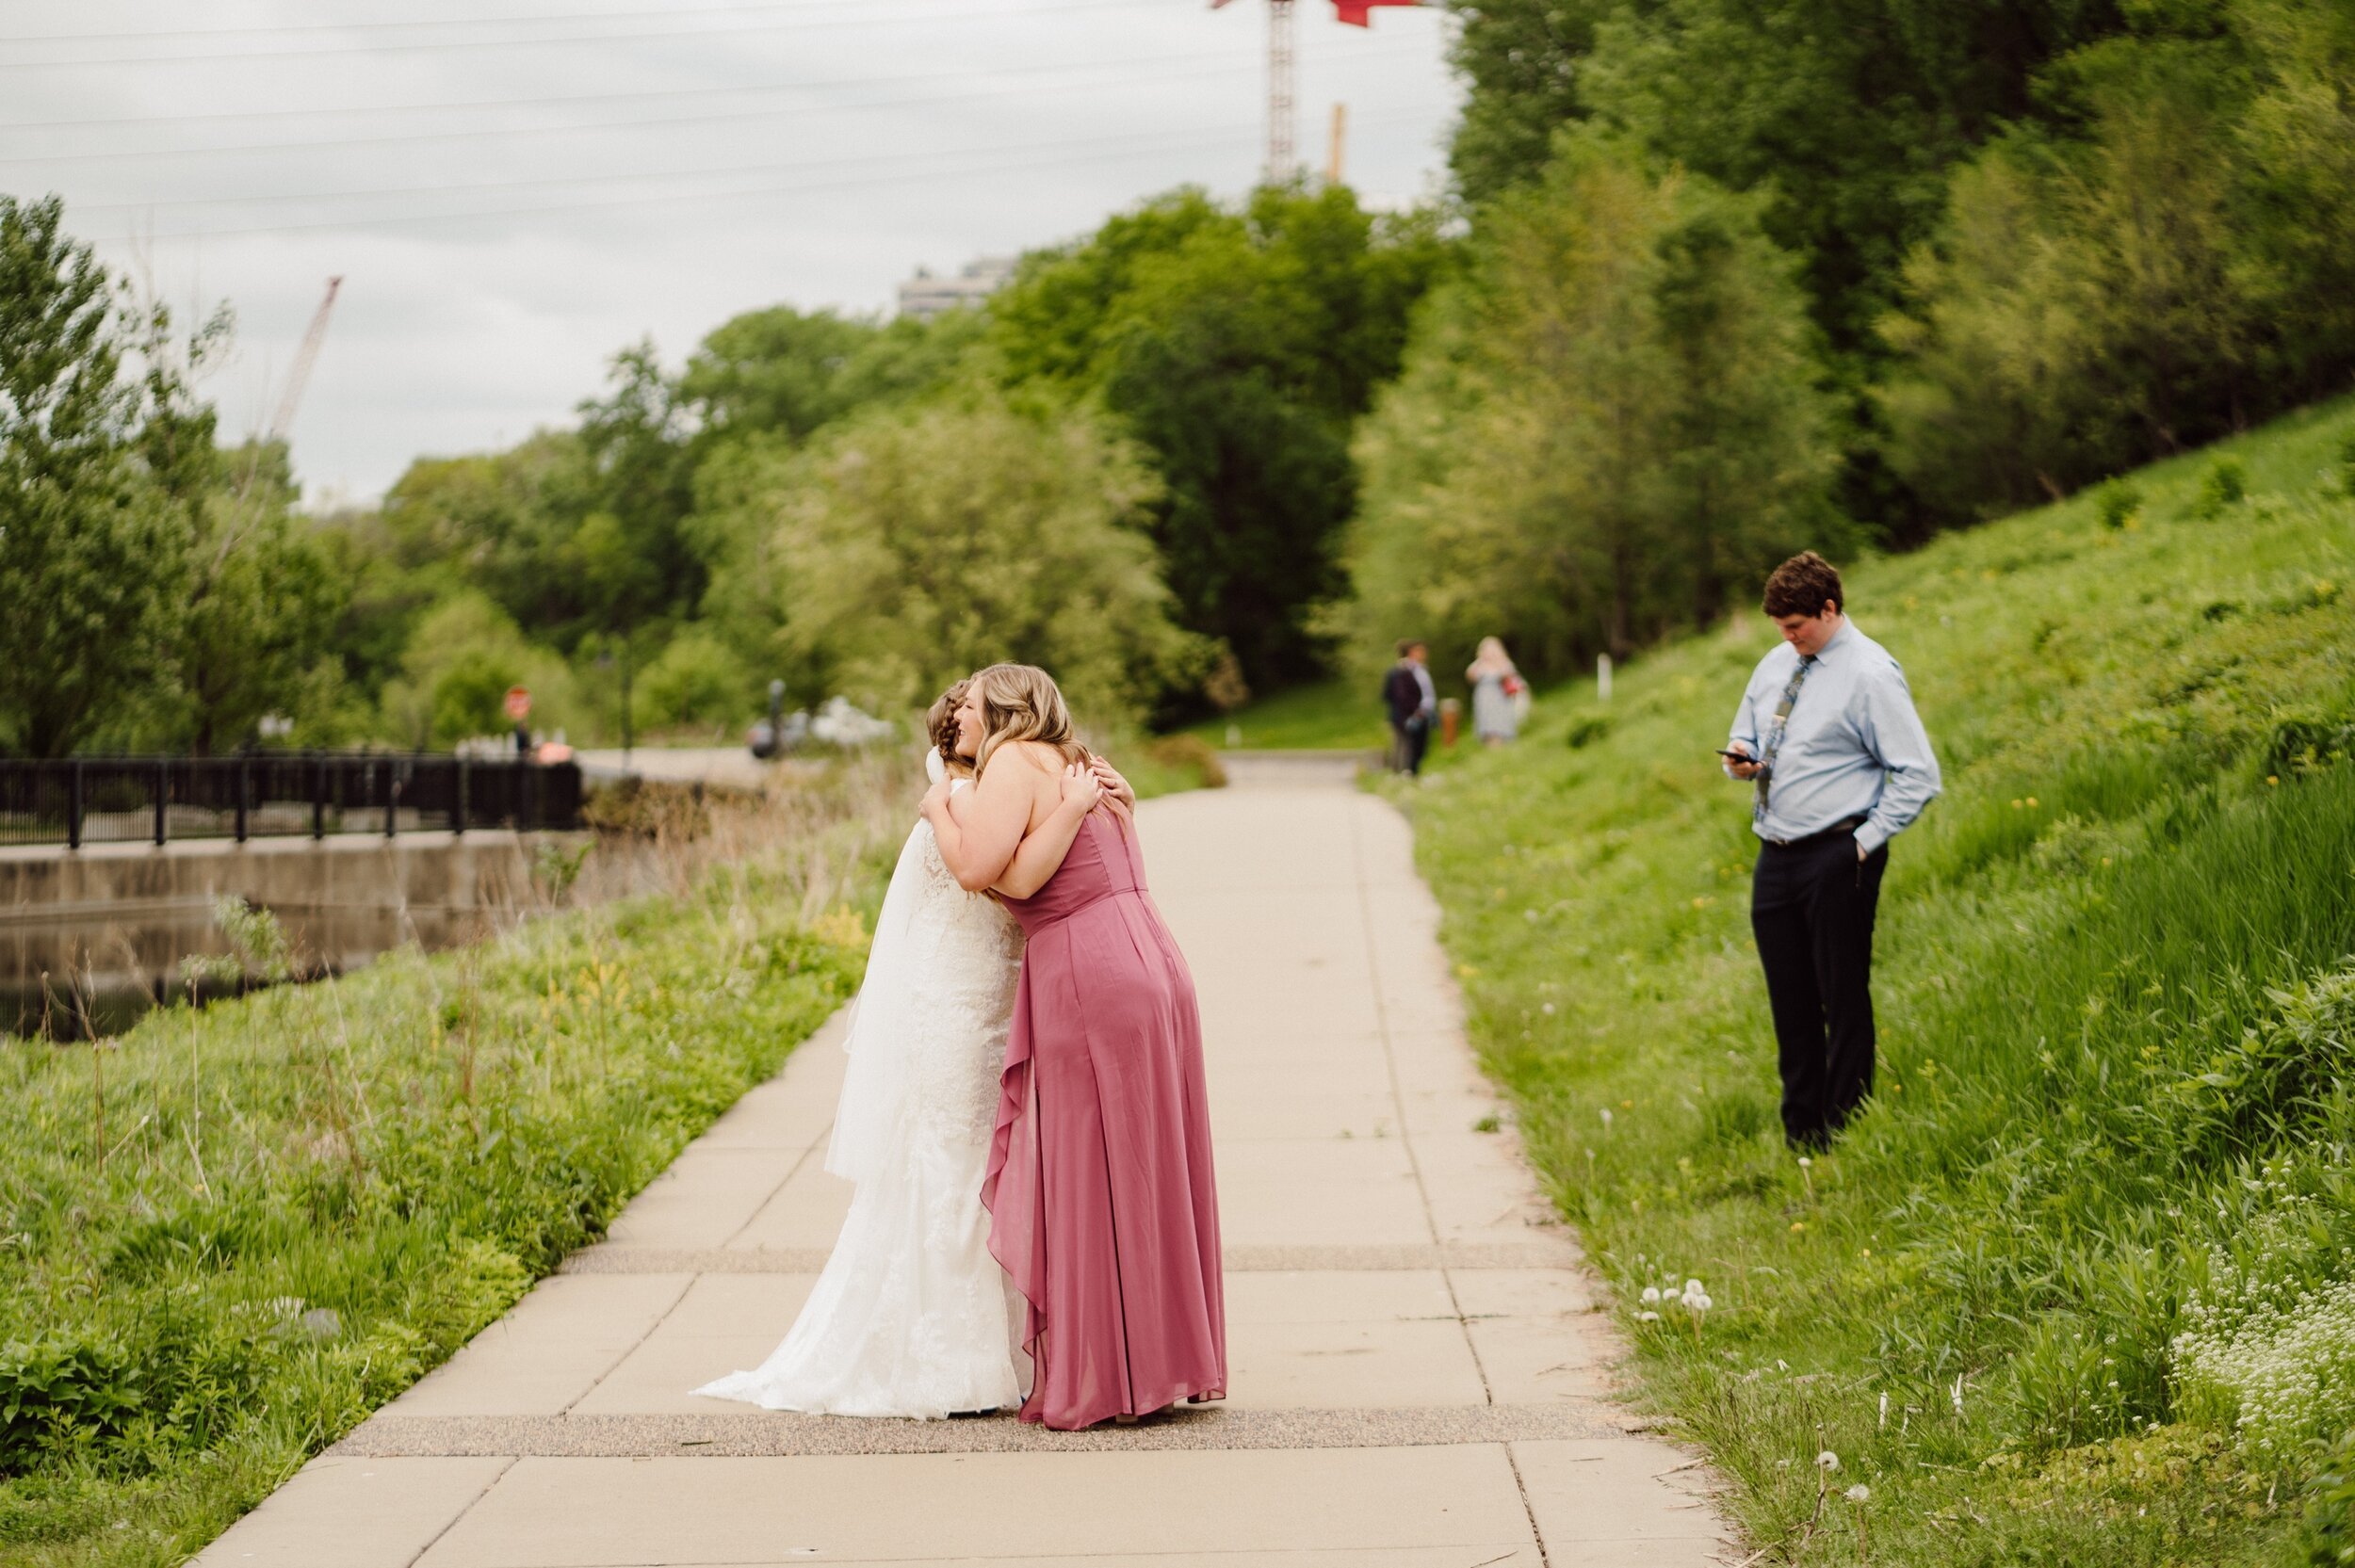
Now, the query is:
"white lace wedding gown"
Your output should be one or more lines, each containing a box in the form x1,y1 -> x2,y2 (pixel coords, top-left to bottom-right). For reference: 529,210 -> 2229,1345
692,753 -> 1028,1418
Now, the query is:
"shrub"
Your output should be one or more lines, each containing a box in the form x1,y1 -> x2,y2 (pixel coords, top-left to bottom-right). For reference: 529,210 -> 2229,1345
633,626 -> 753,736
0,1332 -> 141,1469
1141,734 -> 1227,790
2195,455 -> 2249,520
2095,479 -> 2142,530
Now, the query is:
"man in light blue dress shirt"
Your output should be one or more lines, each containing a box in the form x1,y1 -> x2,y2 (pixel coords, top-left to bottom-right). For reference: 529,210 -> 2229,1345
1724,553 -> 1941,1150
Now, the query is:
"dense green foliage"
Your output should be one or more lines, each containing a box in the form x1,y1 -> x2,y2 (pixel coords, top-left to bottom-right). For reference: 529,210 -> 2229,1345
0,197 -> 334,759
1438,0 -> 2355,535
1878,1 -> 2355,518
0,813 -> 877,1564
751,391 -> 1205,719
989,185 -> 1445,699
1348,133 -> 1843,679
0,182 -> 1437,754
1393,397 -> 2355,1563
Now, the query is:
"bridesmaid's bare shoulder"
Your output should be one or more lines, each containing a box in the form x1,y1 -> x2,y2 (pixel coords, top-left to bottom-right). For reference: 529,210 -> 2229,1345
996,739 -> 1065,775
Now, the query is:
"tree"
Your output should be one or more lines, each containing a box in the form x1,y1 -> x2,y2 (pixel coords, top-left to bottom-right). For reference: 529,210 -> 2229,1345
677,304 -> 985,446
633,624 -> 754,736
172,441 -> 346,754
765,391 -> 1207,726
1445,0 -> 1616,208
990,185 -> 1447,695
0,196 -> 202,757
377,592 -> 580,750
1874,9 -> 2355,517
1348,135 -> 1838,677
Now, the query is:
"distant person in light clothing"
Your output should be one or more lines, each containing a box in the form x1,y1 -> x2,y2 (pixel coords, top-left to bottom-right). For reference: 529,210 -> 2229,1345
1723,553 -> 1941,1152
1465,636 -> 1525,746
1382,639 -> 1437,775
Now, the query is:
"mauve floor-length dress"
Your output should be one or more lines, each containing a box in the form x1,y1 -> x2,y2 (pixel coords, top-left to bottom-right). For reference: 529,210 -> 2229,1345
982,806 -> 1226,1430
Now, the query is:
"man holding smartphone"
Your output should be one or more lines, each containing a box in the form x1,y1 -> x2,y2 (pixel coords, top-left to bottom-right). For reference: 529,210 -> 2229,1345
1724,553 -> 1941,1151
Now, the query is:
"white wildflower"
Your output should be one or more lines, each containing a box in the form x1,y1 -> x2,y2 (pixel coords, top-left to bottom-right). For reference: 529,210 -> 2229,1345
1641,1286 -> 1662,1304
2174,1268 -> 2355,1456
1816,1451 -> 1840,1473
1637,1310 -> 1662,1323
1845,1484 -> 1870,1504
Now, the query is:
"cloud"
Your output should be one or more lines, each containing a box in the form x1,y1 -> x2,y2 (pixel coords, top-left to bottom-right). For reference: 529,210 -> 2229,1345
2,0 -> 1461,501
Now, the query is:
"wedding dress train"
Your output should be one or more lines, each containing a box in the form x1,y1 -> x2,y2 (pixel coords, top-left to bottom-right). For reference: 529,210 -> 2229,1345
693,755 -> 1028,1418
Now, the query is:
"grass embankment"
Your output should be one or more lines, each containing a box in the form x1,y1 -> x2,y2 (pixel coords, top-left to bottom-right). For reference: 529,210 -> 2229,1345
1392,398 -> 2355,1564
0,768 -> 903,1566
1180,678 -> 1390,752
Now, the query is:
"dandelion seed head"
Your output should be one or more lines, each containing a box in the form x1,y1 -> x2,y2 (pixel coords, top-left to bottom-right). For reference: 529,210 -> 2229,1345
1845,1484 -> 1870,1504
1816,1451 -> 1840,1472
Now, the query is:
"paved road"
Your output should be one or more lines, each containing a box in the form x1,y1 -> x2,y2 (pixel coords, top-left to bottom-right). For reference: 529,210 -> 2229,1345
199,766 -> 1730,1567
574,748 -> 792,791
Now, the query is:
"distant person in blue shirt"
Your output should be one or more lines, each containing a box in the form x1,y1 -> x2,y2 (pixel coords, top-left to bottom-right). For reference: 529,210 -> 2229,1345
1723,552 -> 1941,1151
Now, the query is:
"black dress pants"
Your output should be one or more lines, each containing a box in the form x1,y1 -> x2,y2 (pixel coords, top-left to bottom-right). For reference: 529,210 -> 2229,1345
1750,826 -> 1888,1150
1390,719 -> 1430,775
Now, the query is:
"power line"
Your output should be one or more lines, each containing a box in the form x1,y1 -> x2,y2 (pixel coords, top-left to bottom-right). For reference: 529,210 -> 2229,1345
69,109 -> 1315,217
86,102 -> 1445,244
5,0 -> 853,44
0,14 -> 1421,132
1,46 -> 1392,162
0,0 -> 1140,71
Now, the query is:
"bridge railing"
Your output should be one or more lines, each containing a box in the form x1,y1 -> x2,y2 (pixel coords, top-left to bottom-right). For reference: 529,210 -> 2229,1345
0,754 -> 586,849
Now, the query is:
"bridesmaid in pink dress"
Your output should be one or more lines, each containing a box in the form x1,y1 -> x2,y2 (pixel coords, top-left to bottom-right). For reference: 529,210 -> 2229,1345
921,663 -> 1226,1431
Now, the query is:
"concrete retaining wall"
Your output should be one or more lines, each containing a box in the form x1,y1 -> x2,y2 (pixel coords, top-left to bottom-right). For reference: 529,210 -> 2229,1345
0,831 -> 582,1027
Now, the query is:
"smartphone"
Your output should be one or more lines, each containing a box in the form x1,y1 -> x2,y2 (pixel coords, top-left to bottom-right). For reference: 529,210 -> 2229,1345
1714,749 -> 1747,759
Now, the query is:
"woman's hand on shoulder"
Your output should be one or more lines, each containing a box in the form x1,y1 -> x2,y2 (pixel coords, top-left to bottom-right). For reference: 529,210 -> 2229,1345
1087,756 -> 1134,809
1059,761 -> 1104,815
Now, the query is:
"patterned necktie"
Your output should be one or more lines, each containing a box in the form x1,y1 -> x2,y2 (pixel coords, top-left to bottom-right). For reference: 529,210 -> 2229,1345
1754,655 -> 1815,826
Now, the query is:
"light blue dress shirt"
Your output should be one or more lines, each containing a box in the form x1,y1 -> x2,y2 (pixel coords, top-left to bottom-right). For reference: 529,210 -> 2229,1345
1725,621 -> 1941,854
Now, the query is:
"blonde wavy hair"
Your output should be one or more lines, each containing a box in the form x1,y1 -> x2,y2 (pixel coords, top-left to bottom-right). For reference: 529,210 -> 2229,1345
968,663 -> 1091,778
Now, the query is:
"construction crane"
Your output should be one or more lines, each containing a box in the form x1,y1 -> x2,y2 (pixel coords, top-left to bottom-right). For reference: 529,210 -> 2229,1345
1211,0 -> 1295,184
1212,0 -> 1419,186
267,275 -> 342,445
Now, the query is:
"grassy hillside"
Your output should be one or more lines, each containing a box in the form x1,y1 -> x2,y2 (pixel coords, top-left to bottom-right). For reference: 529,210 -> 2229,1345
0,772 -> 905,1567
1390,397 -> 2355,1564
1180,678 -> 1391,752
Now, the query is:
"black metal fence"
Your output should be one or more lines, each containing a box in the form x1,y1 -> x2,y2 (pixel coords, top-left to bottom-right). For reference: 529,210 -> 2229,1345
0,754 -> 585,849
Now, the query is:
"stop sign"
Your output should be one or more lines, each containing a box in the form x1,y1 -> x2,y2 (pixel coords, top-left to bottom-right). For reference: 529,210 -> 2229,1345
504,686 -> 531,721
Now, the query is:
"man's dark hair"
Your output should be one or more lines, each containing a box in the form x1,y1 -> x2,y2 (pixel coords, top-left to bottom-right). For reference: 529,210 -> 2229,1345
1396,638 -> 1426,658
1762,553 -> 1843,619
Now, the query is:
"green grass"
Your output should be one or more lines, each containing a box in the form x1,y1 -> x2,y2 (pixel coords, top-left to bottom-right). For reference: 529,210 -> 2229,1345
1178,677 -> 1391,752
1389,396 -> 2355,1565
0,808 -> 887,1563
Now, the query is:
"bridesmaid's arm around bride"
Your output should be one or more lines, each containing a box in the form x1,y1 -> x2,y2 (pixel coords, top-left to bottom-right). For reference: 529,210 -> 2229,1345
925,753 -> 1101,897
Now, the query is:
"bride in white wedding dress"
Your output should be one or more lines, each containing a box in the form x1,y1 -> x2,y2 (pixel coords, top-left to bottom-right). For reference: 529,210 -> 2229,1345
692,684 -> 1125,1419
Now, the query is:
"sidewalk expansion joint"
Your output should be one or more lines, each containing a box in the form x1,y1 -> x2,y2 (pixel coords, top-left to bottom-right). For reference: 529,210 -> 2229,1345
332,1404 -> 1629,1460
555,1240 -> 1584,1276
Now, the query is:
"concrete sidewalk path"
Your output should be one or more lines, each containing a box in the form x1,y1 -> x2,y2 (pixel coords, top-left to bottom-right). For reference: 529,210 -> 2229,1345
199,762 -> 1730,1568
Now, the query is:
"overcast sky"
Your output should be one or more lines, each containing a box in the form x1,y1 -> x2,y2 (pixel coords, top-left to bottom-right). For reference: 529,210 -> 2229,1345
0,0 -> 1462,506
